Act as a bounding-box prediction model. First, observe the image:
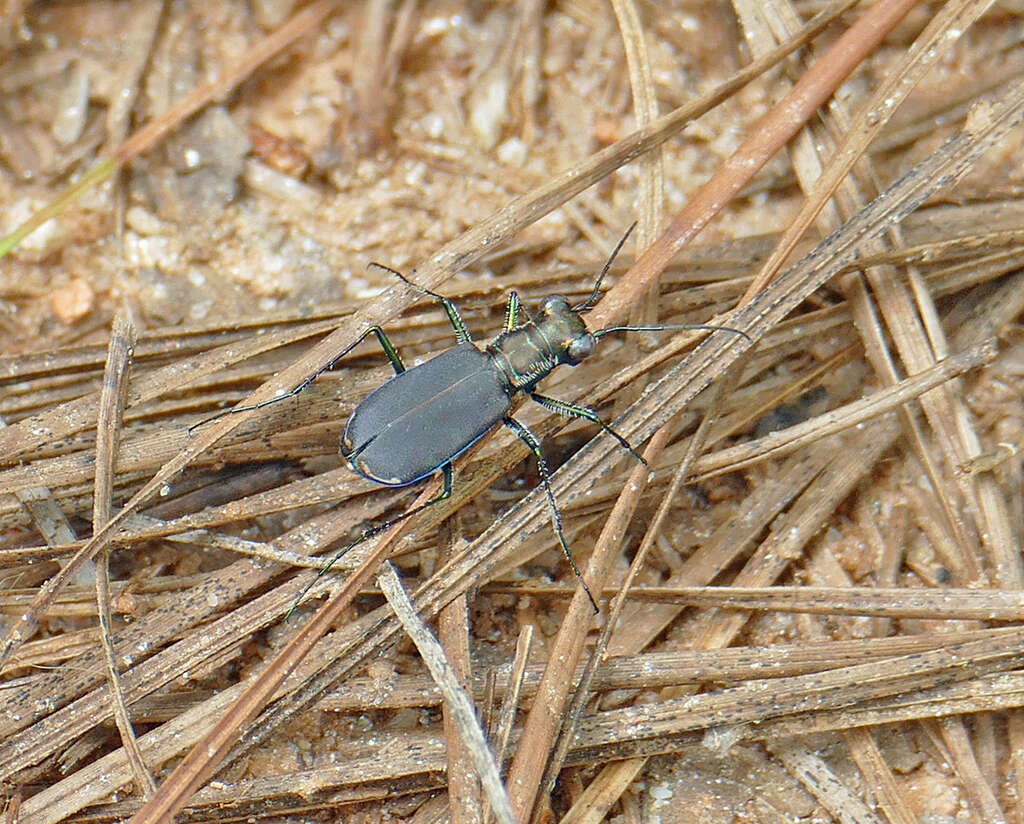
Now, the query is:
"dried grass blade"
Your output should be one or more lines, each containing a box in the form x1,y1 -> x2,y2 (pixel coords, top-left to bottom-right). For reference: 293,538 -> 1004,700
691,338 -> 997,477
437,518 -> 484,824
491,625 -> 533,768
92,310 -> 155,796
770,741 -> 885,824
379,562 -> 516,824
614,584 -> 1024,621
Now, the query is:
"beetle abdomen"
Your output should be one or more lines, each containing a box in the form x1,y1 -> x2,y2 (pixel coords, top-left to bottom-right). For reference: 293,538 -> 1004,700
342,342 -> 512,486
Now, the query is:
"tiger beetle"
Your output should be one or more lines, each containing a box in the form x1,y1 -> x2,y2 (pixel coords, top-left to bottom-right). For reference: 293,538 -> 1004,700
199,226 -> 748,612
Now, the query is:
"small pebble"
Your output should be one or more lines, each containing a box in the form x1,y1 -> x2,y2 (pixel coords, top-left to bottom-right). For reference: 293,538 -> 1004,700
50,277 -> 94,324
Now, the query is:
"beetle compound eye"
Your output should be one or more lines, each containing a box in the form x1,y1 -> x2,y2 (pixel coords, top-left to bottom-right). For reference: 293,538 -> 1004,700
541,296 -> 570,315
567,333 -> 596,363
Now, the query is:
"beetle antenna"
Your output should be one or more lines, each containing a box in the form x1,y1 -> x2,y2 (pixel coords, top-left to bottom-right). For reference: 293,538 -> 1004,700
573,222 -> 637,313
593,323 -> 752,343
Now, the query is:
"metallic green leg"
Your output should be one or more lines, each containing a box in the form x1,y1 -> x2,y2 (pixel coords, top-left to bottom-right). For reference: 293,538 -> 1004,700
503,291 -> 522,332
530,392 -> 645,465
369,262 -> 474,344
191,324 -> 406,431
502,415 -> 598,613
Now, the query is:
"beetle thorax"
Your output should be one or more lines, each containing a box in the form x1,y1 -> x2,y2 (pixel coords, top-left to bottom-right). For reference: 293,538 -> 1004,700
488,296 -> 597,394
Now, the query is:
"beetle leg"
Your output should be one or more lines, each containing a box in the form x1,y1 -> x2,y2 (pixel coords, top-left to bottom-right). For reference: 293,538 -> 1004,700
529,393 -> 646,466
369,262 -> 474,344
503,291 -> 522,332
189,325 -> 407,431
371,326 -> 407,375
290,463 -> 454,613
504,291 -> 534,333
502,415 -> 599,614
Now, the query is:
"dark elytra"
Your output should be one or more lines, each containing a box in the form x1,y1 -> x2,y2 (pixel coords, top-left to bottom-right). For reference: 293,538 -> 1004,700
342,342 -> 508,486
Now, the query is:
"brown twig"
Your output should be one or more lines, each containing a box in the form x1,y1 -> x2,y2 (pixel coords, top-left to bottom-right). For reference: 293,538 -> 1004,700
437,517 -> 484,824
380,562 -> 515,824
92,309 -> 154,796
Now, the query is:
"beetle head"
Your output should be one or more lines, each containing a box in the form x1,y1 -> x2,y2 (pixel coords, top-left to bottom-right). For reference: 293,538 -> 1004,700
539,295 -> 597,365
